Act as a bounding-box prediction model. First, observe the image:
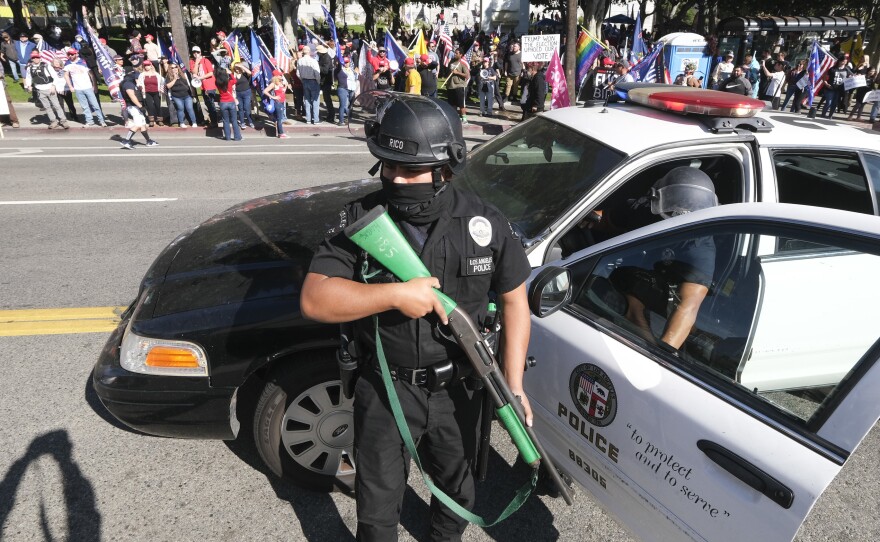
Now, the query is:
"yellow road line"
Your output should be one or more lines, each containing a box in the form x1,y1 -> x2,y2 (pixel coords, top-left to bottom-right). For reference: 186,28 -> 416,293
0,307 -> 126,337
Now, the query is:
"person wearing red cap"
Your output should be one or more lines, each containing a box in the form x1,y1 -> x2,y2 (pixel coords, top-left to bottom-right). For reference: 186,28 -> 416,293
143,34 -> 160,65
64,48 -> 107,127
25,51 -> 69,129
373,58 -> 394,90
417,53 -> 438,98
403,56 -> 421,94
263,69 -> 290,137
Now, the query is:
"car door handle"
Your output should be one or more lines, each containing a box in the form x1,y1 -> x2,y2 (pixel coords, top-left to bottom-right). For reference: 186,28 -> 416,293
697,439 -> 794,509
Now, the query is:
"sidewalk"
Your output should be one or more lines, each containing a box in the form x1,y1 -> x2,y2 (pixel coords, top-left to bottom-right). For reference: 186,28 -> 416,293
3,99 -> 520,137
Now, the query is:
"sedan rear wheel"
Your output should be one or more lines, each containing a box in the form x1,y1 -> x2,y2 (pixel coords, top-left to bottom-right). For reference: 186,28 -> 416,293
253,352 -> 356,492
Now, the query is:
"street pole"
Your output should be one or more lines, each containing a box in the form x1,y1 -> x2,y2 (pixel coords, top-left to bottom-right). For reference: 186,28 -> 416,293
167,0 -> 189,62
565,0 -> 577,104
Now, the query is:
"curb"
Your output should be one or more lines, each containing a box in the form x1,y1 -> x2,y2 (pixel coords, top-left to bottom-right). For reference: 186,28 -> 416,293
3,120 -> 513,136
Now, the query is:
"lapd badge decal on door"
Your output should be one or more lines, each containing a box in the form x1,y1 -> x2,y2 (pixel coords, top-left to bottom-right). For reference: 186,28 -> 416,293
569,364 -> 617,427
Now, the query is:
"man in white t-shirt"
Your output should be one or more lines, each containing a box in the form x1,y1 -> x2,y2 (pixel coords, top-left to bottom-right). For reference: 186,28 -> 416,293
761,61 -> 786,109
63,49 -> 106,127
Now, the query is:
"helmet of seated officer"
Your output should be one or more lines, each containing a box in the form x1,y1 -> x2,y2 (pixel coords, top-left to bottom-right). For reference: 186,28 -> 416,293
650,166 -> 719,219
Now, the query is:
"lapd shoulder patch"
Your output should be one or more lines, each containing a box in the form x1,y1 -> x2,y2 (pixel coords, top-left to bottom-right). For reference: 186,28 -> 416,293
465,255 -> 494,275
468,216 -> 492,247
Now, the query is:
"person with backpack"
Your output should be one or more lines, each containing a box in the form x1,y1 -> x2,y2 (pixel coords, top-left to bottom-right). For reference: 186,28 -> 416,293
24,51 -> 68,129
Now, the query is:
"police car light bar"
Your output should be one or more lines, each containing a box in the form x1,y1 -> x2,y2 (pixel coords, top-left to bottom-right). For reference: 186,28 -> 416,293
615,83 -> 767,118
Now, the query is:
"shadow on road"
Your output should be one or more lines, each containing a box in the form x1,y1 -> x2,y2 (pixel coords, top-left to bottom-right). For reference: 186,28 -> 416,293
0,430 -> 101,541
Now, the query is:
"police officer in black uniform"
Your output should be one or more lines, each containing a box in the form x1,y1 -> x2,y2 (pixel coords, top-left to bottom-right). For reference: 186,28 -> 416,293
301,93 -> 532,542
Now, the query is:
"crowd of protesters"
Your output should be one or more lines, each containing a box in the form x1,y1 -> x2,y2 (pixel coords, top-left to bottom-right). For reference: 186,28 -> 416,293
701,45 -> 879,122
0,21 -> 556,138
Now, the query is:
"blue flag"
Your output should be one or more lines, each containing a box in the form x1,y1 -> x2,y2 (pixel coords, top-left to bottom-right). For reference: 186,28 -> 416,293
631,12 -> 646,61
226,29 -> 251,66
631,42 -> 663,83
303,25 -> 327,47
250,29 -> 275,114
166,33 -> 184,66
76,13 -> 90,45
321,5 -> 342,59
384,33 -> 407,72
157,33 -> 182,65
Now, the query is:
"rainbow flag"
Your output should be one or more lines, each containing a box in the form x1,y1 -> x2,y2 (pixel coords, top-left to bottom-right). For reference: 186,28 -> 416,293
576,27 -> 605,89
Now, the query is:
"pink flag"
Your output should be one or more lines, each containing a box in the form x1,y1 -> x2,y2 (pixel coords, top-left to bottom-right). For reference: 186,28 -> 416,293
546,49 -> 570,109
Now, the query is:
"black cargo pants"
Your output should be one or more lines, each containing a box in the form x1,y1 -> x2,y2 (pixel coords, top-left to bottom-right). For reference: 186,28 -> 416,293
353,365 -> 482,542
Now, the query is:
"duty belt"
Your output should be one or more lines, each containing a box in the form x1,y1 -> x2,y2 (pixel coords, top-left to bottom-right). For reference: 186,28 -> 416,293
390,365 -> 429,386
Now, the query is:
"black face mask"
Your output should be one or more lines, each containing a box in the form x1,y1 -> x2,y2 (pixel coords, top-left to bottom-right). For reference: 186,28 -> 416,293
381,174 -> 449,224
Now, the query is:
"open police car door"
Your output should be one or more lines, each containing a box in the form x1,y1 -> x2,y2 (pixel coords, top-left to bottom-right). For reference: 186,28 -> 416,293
523,203 -> 880,542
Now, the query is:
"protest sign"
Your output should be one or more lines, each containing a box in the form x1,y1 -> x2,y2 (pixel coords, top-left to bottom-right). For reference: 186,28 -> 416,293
844,75 -> 866,91
521,34 -> 560,62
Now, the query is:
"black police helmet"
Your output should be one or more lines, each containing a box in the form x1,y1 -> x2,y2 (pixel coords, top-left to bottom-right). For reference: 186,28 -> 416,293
650,166 -> 718,219
365,93 -> 467,175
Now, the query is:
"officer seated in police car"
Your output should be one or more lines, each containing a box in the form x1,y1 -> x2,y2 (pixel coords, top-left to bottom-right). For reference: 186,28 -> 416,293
596,167 -> 719,351
301,93 -> 532,542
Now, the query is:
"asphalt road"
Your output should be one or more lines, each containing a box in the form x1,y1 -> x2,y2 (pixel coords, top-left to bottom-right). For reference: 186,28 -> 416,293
0,131 -> 877,542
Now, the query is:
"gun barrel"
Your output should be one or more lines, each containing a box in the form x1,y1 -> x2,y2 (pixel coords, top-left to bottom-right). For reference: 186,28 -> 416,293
447,306 -> 574,506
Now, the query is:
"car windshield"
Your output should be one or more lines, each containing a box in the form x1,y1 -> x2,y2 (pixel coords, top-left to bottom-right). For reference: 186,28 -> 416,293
457,117 -> 625,240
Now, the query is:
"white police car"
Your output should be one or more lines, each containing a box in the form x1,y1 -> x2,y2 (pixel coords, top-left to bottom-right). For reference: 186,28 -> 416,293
458,86 -> 880,541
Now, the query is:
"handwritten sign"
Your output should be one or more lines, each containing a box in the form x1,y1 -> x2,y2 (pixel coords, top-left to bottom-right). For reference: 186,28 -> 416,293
521,34 -> 560,62
863,90 -> 880,103
844,75 -> 867,91
0,81 -> 8,115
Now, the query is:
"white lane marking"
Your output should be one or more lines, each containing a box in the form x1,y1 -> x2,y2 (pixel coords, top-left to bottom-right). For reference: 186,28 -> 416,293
0,198 -> 178,205
0,151 -> 373,158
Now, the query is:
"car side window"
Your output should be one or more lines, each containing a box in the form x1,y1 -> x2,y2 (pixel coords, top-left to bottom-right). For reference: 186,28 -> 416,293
552,155 -> 744,260
861,153 -> 880,214
566,224 -> 880,427
774,152 -> 874,215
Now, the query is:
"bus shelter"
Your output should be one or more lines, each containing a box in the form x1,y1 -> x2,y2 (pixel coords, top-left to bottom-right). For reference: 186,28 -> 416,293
716,16 -> 864,64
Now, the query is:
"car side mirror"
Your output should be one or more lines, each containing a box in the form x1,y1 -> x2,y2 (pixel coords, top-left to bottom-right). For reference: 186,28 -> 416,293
528,266 -> 572,318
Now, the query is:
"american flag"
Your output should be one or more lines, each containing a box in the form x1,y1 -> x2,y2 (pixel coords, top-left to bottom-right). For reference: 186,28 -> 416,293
806,39 -> 836,107
463,41 -> 476,65
271,13 -> 292,72
37,40 -> 65,64
437,23 -> 453,67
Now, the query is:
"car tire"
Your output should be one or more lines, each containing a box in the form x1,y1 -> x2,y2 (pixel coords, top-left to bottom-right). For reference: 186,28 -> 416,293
253,351 -> 356,493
